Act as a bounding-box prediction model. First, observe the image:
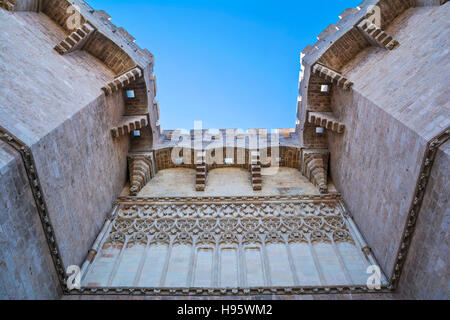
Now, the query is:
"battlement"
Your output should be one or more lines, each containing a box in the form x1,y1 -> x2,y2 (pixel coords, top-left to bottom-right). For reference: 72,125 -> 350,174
160,128 -> 296,141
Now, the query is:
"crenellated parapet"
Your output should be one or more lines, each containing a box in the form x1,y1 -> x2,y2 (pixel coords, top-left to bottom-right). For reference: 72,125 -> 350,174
40,0 -> 152,75
153,100 -> 160,121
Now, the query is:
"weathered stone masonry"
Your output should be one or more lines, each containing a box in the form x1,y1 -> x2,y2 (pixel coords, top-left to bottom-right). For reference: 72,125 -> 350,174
0,0 -> 159,298
0,0 -> 448,300
297,0 -> 449,298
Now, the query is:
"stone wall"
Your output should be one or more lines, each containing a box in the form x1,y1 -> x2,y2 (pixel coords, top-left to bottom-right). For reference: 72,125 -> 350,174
137,168 -> 336,197
0,7 -> 133,295
31,94 -> 130,269
339,5 -> 449,142
328,3 -> 449,279
397,141 -> 449,299
327,90 -> 426,280
0,141 -> 61,299
0,11 -> 116,146
297,1 -> 449,299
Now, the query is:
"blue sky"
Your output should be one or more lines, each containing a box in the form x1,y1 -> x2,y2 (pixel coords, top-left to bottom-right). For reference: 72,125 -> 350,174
88,0 -> 361,130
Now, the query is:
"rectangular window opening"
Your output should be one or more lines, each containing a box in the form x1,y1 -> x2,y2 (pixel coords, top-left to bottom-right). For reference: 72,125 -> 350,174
132,130 -> 141,137
320,85 -> 329,93
126,90 -> 135,98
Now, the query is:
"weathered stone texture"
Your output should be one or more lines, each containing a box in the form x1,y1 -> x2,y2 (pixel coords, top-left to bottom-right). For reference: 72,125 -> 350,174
341,5 -> 450,141
326,4 -> 449,284
0,8 -> 132,270
137,168 -> 337,197
328,87 -> 426,281
0,11 -> 114,146
1,0 -> 448,300
0,141 -> 61,299
397,141 -> 449,299
30,94 -> 130,269
9,0 -> 40,12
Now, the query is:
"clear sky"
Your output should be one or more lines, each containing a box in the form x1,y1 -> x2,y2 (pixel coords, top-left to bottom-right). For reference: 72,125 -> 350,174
88,0 -> 361,130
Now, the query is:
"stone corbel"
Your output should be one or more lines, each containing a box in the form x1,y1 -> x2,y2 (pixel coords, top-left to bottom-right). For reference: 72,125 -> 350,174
102,67 -> 143,95
128,152 -> 155,196
308,112 -> 345,134
312,63 -> 353,90
357,19 -> 399,50
301,149 -> 329,194
54,22 -> 96,55
111,114 -> 149,139
0,0 -> 14,11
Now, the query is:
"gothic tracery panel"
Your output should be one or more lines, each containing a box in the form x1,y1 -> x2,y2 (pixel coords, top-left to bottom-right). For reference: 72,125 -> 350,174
82,198 -> 380,290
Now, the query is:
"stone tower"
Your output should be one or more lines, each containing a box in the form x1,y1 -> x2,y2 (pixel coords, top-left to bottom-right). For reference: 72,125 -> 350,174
0,0 -> 448,300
